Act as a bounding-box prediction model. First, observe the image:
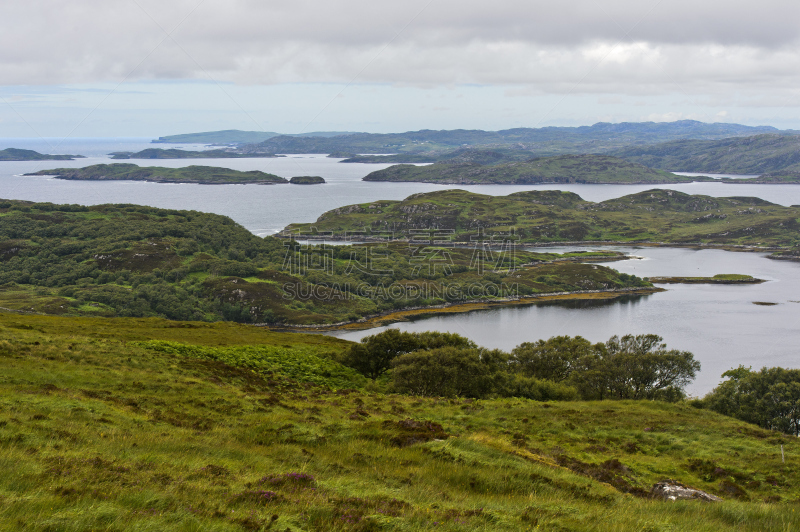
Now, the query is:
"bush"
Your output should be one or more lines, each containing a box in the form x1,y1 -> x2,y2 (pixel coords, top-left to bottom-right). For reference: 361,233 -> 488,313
341,330 -> 476,380
391,347 -> 507,398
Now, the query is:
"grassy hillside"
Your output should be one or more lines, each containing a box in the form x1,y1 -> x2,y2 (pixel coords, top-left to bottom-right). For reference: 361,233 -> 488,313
362,155 -> 698,184
0,148 -> 83,161
0,199 -> 649,325
109,149 -> 283,159
25,164 -> 288,184
613,134 -> 800,174
283,189 -> 800,248
1,312 -> 799,531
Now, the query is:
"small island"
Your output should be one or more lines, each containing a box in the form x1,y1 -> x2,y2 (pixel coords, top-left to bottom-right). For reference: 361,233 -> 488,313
0,148 -> 84,161
647,274 -> 766,284
289,175 -> 326,184
362,155 -> 711,184
110,148 -> 283,159
25,164 -> 288,185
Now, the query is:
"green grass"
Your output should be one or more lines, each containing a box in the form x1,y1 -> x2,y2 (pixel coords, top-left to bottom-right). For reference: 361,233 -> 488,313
1,312 -> 800,531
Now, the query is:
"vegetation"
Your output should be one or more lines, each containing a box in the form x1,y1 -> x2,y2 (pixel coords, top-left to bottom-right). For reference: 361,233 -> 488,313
25,164 -> 289,184
612,134 -> 800,174
339,147 -> 539,164
289,176 -> 326,184
0,198 -> 650,325
2,312 -> 800,531
109,148 -> 283,159
700,366 -> 800,436
153,130 -> 357,144
362,155 -> 699,184
0,148 -> 83,161
344,331 -> 699,402
243,120 -> 786,156
284,188 -> 800,248
153,130 -> 283,144
647,274 -> 764,284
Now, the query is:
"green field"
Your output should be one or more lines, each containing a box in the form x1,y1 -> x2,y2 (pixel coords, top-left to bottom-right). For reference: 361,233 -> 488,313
1,312 -> 799,531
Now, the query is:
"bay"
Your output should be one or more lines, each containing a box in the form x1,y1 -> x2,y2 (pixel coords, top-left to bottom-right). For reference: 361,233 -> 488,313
330,246 -> 800,396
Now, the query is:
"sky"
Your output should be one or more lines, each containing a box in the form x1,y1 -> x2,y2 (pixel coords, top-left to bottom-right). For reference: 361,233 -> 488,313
2,0 -> 800,138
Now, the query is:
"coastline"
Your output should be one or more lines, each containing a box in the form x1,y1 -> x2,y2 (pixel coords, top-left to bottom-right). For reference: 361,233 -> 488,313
264,286 -> 664,332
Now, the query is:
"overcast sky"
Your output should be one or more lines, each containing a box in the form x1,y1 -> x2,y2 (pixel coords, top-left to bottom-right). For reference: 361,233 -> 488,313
2,0 -> 800,137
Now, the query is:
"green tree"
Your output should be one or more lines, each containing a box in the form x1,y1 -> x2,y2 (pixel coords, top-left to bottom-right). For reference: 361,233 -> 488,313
510,335 -> 597,382
704,366 -> 800,436
391,347 -> 508,398
341,330 -> 476,380
570,334 -> 699,401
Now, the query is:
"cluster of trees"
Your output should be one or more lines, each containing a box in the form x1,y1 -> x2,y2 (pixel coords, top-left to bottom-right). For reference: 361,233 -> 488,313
342,330 -> 700,401
700,366 -> 800,436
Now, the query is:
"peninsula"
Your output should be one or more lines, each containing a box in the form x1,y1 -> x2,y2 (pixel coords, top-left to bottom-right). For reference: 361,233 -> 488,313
25,164 -> 289,184
0,198 -> 651,325
0,148 -> 84,161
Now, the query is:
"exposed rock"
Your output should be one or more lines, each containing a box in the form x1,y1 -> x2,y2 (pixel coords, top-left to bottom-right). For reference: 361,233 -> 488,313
650,480 -> 721,502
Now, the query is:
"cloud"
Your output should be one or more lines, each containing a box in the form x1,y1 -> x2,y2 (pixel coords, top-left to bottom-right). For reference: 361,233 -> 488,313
1,0 -> 800,100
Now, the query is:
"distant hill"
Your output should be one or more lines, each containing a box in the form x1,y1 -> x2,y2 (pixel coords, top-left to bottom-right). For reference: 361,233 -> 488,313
362,155 -> 704,184
0,148 -> 84,161
153,130 -> 364,144
339,147 -> 539,164
284,188 -> 800,247
243,121 -> 789,155
26,164 -> 288,185
110,148 -> 282,159
613,134 -> 800,174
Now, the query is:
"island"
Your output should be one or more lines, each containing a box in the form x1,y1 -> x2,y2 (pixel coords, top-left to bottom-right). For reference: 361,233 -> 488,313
281,188 -> 800,248
289,175 -> 326,184
0,148 -> 84,161
110,148 -> 283,159
647,274 -> 766,284
25,164 -> 288,185
361,155 -> 711,184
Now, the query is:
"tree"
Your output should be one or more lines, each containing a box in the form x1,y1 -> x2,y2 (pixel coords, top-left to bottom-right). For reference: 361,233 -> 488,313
704,366 -> 800,436
341,330 -> 476,380
570,334 -> 699,401
510,335 -> 596,382
391,347 -> 508,398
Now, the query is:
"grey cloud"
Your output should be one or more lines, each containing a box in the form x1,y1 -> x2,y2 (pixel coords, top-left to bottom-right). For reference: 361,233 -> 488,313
1,0 -> 799,90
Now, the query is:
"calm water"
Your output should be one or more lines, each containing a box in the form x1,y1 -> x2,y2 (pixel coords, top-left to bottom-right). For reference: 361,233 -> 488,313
3,139 -> 800,236
2,138 -> 800,394
331,247 -> 800,395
